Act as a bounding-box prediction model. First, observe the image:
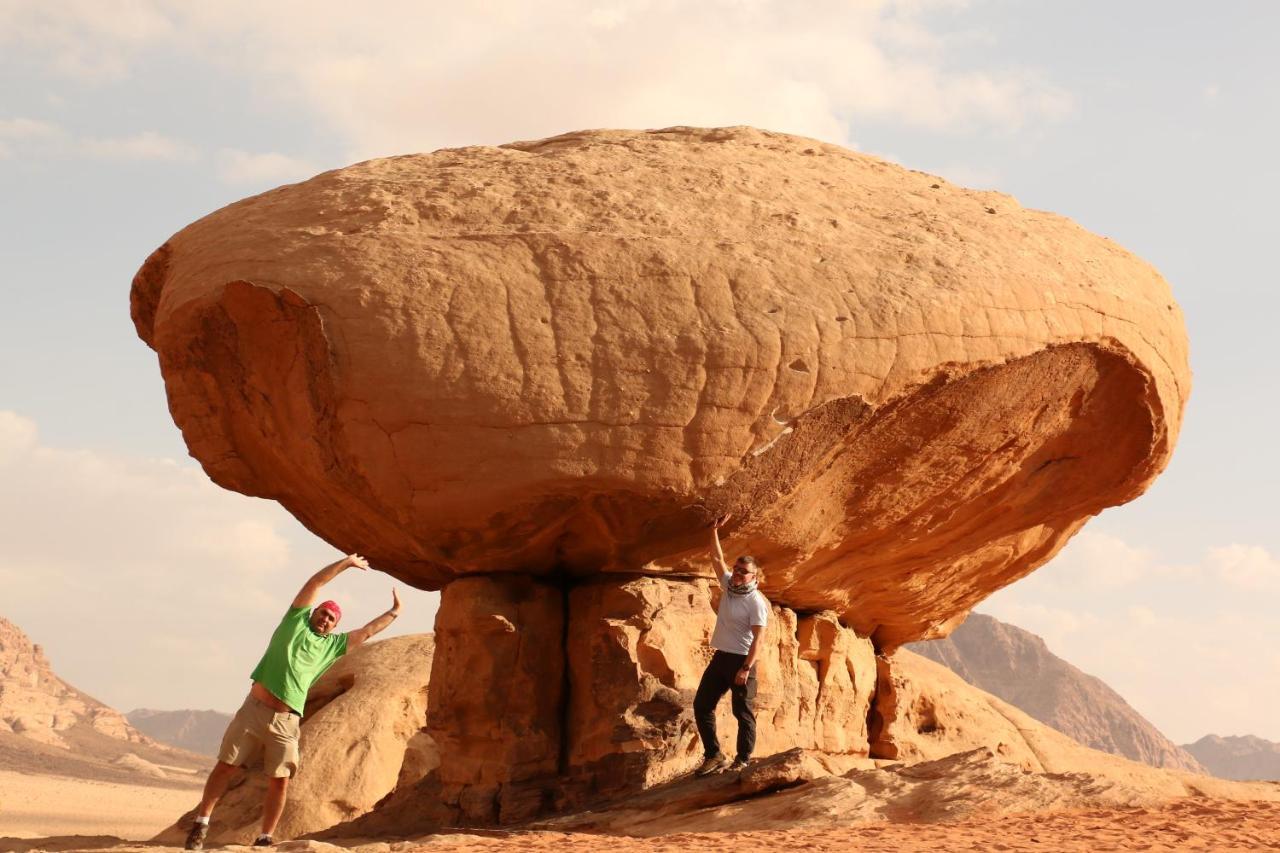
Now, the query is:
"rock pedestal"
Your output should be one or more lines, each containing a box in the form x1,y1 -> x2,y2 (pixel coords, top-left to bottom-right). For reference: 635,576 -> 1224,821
425,573 -> 876,824
427,576 -> 565,823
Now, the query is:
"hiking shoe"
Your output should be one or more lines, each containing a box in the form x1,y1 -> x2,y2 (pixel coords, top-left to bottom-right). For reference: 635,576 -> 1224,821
252,835 -> 274,847
695,753 -> 730,776
183,821 -> 208,851
729,758 -> 749,772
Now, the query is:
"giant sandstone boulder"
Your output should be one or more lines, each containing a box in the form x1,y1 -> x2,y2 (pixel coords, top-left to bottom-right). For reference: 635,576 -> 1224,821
130,126 -> 1188,648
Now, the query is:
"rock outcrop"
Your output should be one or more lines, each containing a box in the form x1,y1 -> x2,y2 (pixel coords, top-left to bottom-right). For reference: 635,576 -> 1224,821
0,615 -> 209,788
126,709 -> 233,757
324,650 -> 1277,842
531,746 -> 1271,837
131,126 -> 1190,823
907,612 -> 1205,772
1,616 -> 149,750
425,575 -> 874,824
1184,734 -> 1280,781
154,634 -> 435,847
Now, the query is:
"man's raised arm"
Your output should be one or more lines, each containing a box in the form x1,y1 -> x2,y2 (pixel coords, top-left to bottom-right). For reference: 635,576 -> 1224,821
292,554 -> 369,608
710,514 -> 731,576
347,589 -> 402,648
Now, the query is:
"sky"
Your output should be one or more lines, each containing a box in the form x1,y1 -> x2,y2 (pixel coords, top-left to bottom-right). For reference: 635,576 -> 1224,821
0,1 -> 1277,743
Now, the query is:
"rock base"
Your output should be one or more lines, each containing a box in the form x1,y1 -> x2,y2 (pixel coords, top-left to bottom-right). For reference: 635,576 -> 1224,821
425,573 -> 877,824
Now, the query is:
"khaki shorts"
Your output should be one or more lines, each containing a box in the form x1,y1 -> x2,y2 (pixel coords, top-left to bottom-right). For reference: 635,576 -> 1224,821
217,694 -> 301,778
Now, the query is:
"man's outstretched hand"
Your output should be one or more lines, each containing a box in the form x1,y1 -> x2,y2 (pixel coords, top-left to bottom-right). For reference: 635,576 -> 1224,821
711,513 -> 732,529
295,553 -> 371,608
349,586 -> 404,648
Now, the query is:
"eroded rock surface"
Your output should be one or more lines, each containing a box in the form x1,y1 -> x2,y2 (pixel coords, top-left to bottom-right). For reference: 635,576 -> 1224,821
0,616 -> 150,750
131,126 -> 1189,648
326,650 -> 1276,842
424,574 -> 875,824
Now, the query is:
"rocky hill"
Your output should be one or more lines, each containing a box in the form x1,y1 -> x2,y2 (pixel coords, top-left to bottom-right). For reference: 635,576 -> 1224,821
126,708 -> 232,757
907,612 -> 1204,773
1183,734 -> 1280,781
0,614 -> 209,786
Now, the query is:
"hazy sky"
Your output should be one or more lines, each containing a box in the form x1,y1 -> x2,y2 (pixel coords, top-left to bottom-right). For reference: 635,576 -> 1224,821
1,1 -> 1276,743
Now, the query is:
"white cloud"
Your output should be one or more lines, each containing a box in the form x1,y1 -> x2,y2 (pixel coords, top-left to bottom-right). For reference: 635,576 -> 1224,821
1034,530 -> 1165,589
0,118 -> 203,164
0,0 -> 175,81
982,531 -> 1280,742
0,410 -> 437,713
215,148 -> 316,186
978,599 -> 1099,655
0,123 -> 304,177
0,411 -> 40,463
1126,604 -> 1157,628
0,117 -> 63,139
0,1 -> 1075,159
79,130 -> 199,161
1206,544 -> 1280,590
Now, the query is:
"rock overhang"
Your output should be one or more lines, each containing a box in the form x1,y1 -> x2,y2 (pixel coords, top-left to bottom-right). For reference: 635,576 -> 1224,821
131,126 -> 1189,648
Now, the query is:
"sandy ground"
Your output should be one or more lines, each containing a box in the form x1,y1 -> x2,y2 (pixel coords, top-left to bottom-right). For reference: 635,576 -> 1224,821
0,770 -> 199,841
394,799 -> 1280,853
13,798 -> 1280,852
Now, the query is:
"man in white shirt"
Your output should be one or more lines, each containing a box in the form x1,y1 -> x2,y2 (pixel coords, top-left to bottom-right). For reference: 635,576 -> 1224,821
693,514 -> 770,775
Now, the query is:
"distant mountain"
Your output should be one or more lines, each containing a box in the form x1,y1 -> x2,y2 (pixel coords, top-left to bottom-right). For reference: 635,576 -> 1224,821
907,612 -> 1205,774
127,708 -> 231,757
0,614 -> 209,786
1182,734 -> 1280,781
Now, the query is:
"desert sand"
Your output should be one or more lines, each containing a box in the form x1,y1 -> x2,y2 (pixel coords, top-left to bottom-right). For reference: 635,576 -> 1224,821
0,769 -> 199,841
10,799 -> 1280,852
398,800 -> 1280,852
406,800 -> 1280,851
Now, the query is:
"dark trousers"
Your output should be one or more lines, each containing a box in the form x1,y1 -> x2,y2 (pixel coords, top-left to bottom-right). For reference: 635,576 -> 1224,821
693,650 -> 757,761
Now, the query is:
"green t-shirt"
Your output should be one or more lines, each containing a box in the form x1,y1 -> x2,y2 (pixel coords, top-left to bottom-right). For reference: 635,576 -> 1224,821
249,606 -> 349,714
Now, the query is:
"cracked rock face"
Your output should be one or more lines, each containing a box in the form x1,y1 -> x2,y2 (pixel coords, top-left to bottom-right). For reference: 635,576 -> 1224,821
131,126 -> 1188,647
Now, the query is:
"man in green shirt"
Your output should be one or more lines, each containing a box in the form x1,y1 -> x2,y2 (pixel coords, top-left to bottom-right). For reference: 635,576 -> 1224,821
185,554 -> 402,849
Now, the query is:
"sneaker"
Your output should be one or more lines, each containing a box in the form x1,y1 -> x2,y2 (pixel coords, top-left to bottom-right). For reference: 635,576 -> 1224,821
695,753 -> 730,776
252,835 -> 274,847
184,821 -> 209,851
729,758 -> 749,772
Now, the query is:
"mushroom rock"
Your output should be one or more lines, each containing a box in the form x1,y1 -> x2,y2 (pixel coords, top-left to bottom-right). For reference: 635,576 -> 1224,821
131,125 -> 1188,646
131,126 -> 1189,822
